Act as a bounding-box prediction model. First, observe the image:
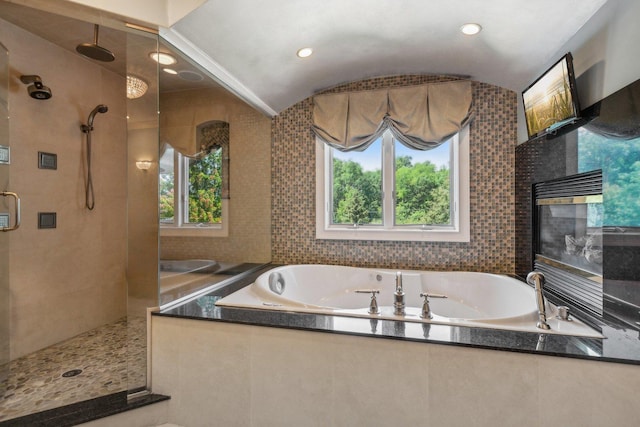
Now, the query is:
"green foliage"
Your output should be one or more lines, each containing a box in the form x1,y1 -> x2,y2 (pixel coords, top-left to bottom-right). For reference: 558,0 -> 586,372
337,187 -> 369,225
578,130 -> 640,226
395,157 -> 450,224
159,171 -> 174,222
332,153 -> 450,226
158,148 -> 222,224
332,158 -> 382,224
188,148 -> 222,224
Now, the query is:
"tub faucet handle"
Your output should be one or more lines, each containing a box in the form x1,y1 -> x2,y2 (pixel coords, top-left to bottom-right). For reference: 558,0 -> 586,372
355,289 -> 380,314
420,292 -> 447,319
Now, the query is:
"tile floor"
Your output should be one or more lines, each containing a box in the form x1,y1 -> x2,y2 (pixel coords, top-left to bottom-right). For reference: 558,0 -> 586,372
0,317 -> 146,422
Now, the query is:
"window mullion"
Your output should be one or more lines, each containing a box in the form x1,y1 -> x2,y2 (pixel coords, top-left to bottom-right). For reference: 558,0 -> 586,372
382,131 -> 394,229
182,156 -> 190,225
174,150 -> 181,227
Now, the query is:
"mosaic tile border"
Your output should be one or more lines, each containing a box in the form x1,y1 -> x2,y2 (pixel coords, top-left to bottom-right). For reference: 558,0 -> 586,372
271,75 -> 518,273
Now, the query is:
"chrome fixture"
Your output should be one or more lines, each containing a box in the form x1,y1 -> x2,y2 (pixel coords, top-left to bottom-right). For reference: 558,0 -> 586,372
76,24 -> 115,62
268,272 -> 285,295
19,75 -> 52,100
355,289 -> 380,314
81,104 -> 108,134
556,306 -> 571,321
536,334 -> 547,351
81,104 -> 109,210
527,271 -> 551,330
419,292 -> 448,319
393,271 -> 405,315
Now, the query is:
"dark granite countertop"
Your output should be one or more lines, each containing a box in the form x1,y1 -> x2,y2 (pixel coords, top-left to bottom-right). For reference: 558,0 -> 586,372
156,264 -> 640,365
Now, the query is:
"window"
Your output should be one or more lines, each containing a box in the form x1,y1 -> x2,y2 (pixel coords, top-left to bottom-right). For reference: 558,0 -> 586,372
577,127 -> 640,227
159,144 -> 228,237
316,126 -> 469,241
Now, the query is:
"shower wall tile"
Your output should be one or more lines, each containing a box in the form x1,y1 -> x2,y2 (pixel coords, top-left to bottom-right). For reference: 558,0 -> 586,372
271,75 -> 518,273
1,18 -> 127,359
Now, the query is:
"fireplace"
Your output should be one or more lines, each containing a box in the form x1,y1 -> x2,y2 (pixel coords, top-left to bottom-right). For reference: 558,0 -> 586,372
533,170 -> 603,316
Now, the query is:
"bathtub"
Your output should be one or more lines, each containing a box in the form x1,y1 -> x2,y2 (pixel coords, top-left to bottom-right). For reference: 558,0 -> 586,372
215,264 -> 603,338
160,259 -> 220,304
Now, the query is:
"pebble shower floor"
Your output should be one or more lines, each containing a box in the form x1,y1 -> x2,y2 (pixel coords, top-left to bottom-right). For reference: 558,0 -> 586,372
0,317 -> 146,422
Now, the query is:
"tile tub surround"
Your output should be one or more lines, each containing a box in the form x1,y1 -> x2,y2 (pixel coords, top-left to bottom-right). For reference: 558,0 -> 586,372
150,315 -> 640,427
271,75 -> 517,272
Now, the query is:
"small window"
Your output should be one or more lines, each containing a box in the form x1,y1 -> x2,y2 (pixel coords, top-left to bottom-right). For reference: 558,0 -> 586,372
159,144 -> 228,237
316,127 -> 470,241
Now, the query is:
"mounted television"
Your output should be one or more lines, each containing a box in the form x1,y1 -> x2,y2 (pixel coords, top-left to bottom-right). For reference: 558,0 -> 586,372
522,53 -> 581,139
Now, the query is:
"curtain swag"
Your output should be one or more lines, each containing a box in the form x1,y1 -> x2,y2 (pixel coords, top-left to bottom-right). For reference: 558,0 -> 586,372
312,80 -> 473,151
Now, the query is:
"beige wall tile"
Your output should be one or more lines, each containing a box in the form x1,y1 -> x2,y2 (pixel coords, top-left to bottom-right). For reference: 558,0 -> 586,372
159,88 -> 272,264
1,18 -> 127,359
150,318 -> 640,427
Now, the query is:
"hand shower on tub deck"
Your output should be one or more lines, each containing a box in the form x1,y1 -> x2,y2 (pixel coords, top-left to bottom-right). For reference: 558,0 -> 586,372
81,104 -> 108,210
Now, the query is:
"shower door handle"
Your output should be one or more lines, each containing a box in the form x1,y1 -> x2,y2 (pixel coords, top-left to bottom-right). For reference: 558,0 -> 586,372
1,191 -> 21,232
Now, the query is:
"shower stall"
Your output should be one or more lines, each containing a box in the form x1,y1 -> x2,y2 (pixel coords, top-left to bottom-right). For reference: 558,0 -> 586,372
0,3 -> 160,420
0,1 -> 272,422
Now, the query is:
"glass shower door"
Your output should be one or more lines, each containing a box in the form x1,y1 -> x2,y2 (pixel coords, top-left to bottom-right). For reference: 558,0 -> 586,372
0,41 -> 10,397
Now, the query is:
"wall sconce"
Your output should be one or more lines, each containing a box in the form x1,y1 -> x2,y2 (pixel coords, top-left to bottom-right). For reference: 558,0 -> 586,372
136,160 -> 152,171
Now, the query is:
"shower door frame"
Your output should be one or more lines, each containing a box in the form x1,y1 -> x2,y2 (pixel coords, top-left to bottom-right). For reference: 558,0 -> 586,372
0,41 -> 9,398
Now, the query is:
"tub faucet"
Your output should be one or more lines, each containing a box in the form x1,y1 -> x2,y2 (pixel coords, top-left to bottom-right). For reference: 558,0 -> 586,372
527,271 -> 551,330
394,271 -> 405,315
420,292 -> 448,319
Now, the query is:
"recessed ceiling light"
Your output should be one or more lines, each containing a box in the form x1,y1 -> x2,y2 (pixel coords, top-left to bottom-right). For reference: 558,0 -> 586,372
460,23 -> 482,36
149,52 -> 177,65
163,68 -> 178,75
178,70 -> 204,82
296,47 -> 313,58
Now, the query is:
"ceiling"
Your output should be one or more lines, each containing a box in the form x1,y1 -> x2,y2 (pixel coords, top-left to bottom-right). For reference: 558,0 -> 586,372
0,0 -> 221,94
168,0 -> 608,114
1,0 -> 609,115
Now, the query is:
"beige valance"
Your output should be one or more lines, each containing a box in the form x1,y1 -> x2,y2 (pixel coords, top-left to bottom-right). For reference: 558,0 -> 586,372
312,80 -> 473,151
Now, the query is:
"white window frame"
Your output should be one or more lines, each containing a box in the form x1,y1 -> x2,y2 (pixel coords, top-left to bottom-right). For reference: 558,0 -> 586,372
160,148 -> 228,238
315,125 -> 470,242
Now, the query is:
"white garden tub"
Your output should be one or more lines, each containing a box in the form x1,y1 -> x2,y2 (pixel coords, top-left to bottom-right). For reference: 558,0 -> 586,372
216,264 -> 603,338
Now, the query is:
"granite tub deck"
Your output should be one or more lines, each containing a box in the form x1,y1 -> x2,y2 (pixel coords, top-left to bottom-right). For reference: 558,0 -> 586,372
158,264 -> 640,365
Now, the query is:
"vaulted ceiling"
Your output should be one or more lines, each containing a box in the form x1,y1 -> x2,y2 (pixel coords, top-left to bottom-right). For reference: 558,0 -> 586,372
167,0 -> 607,114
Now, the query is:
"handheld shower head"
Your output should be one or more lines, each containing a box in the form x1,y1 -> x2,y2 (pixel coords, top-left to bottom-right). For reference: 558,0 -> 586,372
82,104 -> 108,133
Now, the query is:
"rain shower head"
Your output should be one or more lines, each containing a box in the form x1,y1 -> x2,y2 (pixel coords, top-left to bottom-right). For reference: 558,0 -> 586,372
20,75 -> 52,100
76,24 -> 115,62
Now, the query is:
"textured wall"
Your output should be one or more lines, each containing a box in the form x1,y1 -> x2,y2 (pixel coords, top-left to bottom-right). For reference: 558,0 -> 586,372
272,75 -> 517,273
159,88 -> 272,264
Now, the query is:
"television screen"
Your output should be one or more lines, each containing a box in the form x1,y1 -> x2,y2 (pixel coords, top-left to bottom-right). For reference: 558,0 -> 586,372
522,53 -> 580,139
